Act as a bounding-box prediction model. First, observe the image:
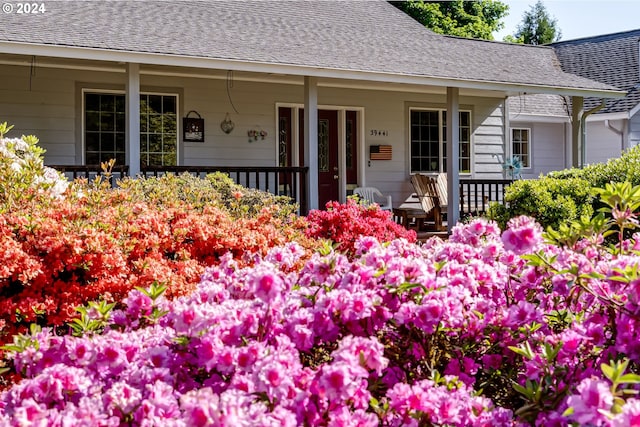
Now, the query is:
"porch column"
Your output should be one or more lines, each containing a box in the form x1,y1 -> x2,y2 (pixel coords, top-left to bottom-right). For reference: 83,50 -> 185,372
304,76 -> 319,210
446,87 -> 460,232
126,63 -> 141,176
571,96 -> 583,168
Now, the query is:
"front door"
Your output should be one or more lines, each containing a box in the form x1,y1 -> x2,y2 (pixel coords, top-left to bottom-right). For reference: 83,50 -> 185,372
278,107 -> 347,209
316,110 -> 339,207
295,109 -> 340,208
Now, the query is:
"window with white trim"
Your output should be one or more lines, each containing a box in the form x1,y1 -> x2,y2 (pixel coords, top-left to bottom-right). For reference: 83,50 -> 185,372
410,108 -> 471,174
84,92 -> 178,166
511,128 -> 531,168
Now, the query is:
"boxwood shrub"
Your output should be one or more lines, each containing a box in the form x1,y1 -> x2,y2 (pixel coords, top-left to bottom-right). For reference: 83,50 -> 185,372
488,177 -> 594,230
489,145 -> 640,230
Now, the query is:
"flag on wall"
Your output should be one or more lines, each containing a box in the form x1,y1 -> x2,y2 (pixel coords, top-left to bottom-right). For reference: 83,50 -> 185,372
369,145 -> 392,160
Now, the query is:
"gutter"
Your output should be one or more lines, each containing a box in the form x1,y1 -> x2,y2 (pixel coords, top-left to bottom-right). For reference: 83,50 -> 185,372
605,119 -> 625,152
580,100 -> 606,167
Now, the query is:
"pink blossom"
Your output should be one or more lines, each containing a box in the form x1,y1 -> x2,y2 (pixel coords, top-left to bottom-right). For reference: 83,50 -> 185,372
501,215 -> 543,254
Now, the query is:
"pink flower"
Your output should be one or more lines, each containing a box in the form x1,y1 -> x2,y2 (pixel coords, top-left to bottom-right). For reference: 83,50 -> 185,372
501,215 -> 543,254
565,378 -> 614,426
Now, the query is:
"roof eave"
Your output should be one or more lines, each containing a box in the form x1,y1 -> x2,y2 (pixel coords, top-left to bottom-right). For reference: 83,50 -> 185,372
0,41 -> 626,99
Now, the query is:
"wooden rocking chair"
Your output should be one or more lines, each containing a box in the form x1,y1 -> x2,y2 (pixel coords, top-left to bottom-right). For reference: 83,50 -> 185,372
410,174 -> 446,231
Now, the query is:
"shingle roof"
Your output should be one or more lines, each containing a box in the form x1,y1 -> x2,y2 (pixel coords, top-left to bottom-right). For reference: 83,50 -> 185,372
508,94 -> 569,118
551,29 -> 640,113
0,0 -> 622,95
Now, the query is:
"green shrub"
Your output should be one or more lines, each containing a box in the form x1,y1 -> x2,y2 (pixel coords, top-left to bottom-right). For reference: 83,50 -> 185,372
489,145 -> 640,230
549,144 -> 640,187
488,177 -> 594,230
117,171 -> 297,218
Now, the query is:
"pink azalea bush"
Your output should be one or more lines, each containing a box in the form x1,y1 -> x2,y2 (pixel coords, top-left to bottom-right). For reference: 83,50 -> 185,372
3,202 -> 640,425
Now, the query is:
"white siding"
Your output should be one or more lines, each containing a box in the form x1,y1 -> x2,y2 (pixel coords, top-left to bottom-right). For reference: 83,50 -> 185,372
509,121 -> 567,178
473,100 -> 506,179
584,121 -> 626,165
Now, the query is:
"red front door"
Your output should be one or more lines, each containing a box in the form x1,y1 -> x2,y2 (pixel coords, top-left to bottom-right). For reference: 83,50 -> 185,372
316,110 -> 339,207
296,109 -> 340,209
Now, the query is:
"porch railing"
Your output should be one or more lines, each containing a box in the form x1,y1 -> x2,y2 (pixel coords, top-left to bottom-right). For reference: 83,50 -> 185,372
459,178 -> 512,217
47,164 -> 129,187
48,164 -> 508,218
140,166 -> 309,214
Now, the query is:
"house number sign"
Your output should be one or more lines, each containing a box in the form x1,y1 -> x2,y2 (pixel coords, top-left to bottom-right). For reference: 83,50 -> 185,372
369,130 -> 389,136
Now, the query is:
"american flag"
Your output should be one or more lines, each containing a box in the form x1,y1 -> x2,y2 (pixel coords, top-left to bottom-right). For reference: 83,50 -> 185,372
369,145 -> 392,160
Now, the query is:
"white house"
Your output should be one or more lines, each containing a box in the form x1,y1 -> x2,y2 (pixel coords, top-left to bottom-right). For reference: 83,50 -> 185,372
0,0 -> 624,225
508,29 -> 640,178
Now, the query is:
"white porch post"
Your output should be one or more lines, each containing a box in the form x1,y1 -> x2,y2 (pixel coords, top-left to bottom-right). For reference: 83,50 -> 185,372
304,76 -> 319,211
446,87 -> 460,232
126,63 -> 141,176
571,96 -> 583,168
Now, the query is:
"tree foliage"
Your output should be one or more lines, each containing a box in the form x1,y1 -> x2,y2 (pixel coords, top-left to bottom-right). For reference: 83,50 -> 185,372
512,0 -> 561,45
391,0 -> 509,40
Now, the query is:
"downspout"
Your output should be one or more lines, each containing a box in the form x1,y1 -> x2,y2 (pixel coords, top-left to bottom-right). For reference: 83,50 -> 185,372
605,119 -> 625,152
580,100 -> 606,167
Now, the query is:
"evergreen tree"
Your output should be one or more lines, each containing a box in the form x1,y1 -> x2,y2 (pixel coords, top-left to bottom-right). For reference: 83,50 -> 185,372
513,0 -> 561,45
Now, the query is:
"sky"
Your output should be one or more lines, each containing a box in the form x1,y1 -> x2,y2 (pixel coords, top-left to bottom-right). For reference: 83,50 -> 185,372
494,0 -> 640,42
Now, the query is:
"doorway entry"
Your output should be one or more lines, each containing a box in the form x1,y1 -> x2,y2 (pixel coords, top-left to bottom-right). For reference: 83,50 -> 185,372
277,107 -> 359,209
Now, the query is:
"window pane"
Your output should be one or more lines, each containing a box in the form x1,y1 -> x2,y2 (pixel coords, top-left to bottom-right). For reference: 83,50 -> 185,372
101,133 -> 115,153
115,113 -> 126,132
100,95 -> 115,112
85,94 -> 100,112
100,112 -> 114,132
148,95 -> 162,113
86,152 -> 99,164
163,96 -> 176,113
115,133 -> 126,153
163,114 -> 177,134
86,133 -> 99,152
163,135 -> 177,153
148,134 -> 161,152
86,112 -> 100,131
115,96 -> 125,112
148,153 -> 163,166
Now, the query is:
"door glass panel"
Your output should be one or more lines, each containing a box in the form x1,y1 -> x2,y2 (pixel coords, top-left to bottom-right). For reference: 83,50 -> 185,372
346,119 -> 353,169
279,116 -> 288,167
318,119 -> 329,172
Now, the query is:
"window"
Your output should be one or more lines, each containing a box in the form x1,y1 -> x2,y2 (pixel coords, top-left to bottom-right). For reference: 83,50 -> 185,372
511,128 -> 530,168
84,92 -> 178,167
410,109 -> 471,174
85,93 -> 126,165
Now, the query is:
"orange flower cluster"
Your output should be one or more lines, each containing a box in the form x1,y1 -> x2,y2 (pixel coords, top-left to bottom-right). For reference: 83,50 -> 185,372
0,189 -> 314,344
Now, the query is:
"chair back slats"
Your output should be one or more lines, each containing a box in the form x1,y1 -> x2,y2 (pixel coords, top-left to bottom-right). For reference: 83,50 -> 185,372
410,174 -> 439,214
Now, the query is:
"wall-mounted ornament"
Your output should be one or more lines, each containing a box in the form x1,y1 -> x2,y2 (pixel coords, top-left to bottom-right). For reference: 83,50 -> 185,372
248,129 -> 267,142
183,110 -> 204,142
220,113 -> 235,134
369,144 -> 392,160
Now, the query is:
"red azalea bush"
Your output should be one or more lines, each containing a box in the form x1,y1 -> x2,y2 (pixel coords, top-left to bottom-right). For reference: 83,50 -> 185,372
0,188 -> 315,346
305,199 -> 417,256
